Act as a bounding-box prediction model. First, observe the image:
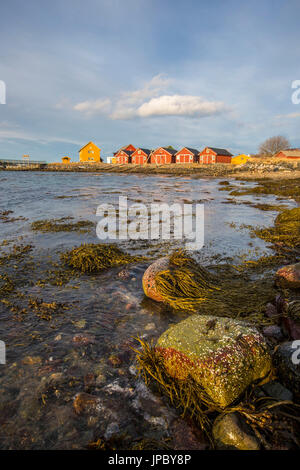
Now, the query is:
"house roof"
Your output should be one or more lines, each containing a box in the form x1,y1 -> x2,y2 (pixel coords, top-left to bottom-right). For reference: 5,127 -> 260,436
116,149 -> 133,157
206,147 -> 233,156
176,147 -> 199,155
276,149 -> 300,157
134,148 -> 151,156
79,141 -> 99,152
161,147 -> 178,155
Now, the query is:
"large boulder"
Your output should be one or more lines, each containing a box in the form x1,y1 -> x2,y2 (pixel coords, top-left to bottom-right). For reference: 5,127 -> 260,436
142,257 -> 170,302
156,315 -> 271,408
276,262 -> 300,289
212,413 -> 260,450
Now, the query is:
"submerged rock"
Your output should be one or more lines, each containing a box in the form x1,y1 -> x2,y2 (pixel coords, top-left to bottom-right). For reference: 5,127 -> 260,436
170,418 -> 208,450
276,262 -> 300,289
156,315 -> 271,408
73,392 -> 102,415
260,381 -> 293,402
273,342 -> 300,398
212,413 -> 260,450
142,257 -> 170,302
262,325 -> 283,341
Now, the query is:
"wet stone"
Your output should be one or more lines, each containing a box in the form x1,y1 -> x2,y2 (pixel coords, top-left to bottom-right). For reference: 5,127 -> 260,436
142,257 -> 170,302
156,315 -> 272,408
212,413 -> 260,450
273,342 -> 300,398
276,262 -> 300,289
262,325 -> 284,341
170,418 -> 208,450
260,381 -> 293,402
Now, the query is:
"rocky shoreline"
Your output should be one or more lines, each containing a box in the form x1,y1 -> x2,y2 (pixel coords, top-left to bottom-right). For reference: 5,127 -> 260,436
3,159 -> 300,180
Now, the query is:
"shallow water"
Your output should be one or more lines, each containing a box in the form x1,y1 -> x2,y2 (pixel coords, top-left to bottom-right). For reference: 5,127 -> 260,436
0,171 -> 296,449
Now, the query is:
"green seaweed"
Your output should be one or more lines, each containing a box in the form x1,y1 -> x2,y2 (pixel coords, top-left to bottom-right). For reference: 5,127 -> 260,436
61,243 -> 145,273
251,207 -> 300,251
31,217 -> 94,233
152,250 -> 277,322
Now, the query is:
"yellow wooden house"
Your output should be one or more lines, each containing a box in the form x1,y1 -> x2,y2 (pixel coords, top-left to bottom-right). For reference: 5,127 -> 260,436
62,156 -> 71,164
79,142 -> 101,163
231,154 -> 252,165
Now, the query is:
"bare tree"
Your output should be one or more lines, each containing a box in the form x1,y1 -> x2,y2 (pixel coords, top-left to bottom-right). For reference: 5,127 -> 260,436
259,136 -> 290,157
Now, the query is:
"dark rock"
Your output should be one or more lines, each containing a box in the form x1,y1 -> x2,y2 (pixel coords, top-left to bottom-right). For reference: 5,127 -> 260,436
260,380 -> 293,402
104,422 -> 120,439
273,342 -> 300,398
262,325 -> 283,341
170,418 -> 208,450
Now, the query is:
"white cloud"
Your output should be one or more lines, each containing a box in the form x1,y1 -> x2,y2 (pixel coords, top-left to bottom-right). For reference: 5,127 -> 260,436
110,74 -> 170,119
137,95 -> 227,118
73,98 -> 111,115
276,112 -> 300,119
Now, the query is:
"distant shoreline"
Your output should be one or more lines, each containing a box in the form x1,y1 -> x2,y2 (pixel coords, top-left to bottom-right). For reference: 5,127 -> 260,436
2,160 -> 300,180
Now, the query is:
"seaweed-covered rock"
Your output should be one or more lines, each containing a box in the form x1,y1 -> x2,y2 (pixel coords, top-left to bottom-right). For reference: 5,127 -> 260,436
142,252 -> 218,310
212,413 -> 260,450
276,262 -> 300,289
142,257 -> 170,302
156,315 -> 271,408
273,342 -> 300,398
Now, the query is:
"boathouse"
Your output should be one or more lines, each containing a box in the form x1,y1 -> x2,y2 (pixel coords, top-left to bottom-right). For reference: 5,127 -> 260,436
175,147 -> 199,164
274,149 -> 300,160
199,147 -> 233,164
131,148 -> 151,164
150,147 -> 177,164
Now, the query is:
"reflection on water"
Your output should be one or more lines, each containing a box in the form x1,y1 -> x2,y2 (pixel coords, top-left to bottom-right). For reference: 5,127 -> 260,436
0,172 -> 296,449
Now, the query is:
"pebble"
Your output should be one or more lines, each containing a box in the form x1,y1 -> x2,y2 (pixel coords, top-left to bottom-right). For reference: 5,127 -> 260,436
104,422 -> 120,439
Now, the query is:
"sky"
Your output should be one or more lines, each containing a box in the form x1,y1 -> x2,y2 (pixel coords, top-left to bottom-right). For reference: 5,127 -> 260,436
0,0 -> 300,162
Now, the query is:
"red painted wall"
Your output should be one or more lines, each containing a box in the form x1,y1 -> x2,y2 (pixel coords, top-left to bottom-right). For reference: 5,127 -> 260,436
275,151 -> 300,159
199,148 -> 232,164
151,148 -> 175,164
115,150 -> 131,164
175,148 -> 198,163
131,150 -> 149,164
216,155 -> 232,164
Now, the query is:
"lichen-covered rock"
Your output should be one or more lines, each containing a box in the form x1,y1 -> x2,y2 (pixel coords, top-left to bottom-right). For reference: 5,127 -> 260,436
156,315 -> 271,408
273,342 -> 300,398
142,257 -> 170,302
276,262 -> 300,289
212,413 -> 260,450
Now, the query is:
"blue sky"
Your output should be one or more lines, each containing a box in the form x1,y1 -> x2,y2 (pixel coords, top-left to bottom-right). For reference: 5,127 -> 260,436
1,0 -> 300,162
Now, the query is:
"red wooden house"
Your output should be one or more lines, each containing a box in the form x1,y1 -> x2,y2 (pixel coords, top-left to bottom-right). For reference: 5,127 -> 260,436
274,149 -> 300,160
131,148 -> 151,164
199,147 -> 233,164
150,147 -> 177,164
114,149 -> 134,164
114,144 -> 136,164
175,147 -> 199,164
